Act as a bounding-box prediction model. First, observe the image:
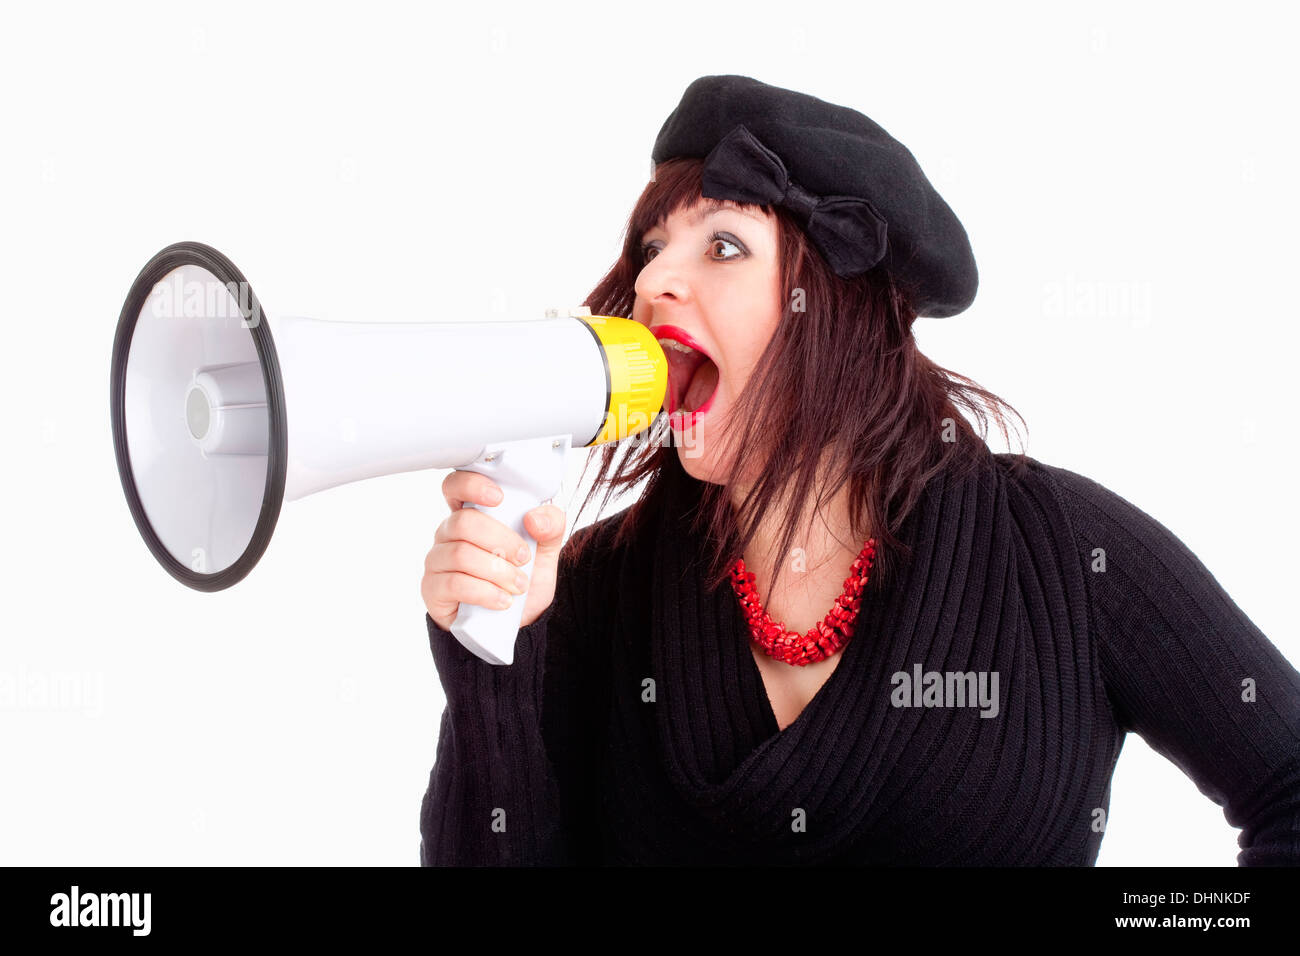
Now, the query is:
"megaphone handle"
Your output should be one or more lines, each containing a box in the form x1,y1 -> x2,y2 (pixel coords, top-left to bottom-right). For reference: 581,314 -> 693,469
448,435 -> 572,665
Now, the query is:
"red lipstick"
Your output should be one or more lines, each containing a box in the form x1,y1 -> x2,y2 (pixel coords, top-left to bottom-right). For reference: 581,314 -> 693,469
649,324 -> 719,430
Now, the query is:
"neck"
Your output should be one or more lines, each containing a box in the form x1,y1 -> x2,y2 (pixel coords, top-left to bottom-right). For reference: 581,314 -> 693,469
730,450 -> 868,611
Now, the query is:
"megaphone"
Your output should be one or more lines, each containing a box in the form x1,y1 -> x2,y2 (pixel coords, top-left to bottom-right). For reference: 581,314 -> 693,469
110,241 -> 666,665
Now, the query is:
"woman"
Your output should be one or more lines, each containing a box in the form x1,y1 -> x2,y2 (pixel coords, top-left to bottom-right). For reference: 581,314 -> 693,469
418,75 -> 1300,865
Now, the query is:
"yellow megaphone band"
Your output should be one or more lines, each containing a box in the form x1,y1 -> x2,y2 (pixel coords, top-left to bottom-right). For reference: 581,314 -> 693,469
576,314 -> 668,447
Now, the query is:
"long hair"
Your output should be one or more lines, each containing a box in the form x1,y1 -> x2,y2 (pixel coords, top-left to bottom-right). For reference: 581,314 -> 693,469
563,156 -> 1028,598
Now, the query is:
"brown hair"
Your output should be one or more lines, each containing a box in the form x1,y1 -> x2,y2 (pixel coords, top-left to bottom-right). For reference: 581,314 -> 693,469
564,156 -> 1028,598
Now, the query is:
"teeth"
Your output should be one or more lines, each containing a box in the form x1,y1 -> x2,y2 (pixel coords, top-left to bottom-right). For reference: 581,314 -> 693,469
657,338 -> 699,355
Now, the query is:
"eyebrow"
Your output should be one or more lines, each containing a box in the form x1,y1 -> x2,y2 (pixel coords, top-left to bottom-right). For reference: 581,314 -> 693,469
643,200 -> 763,239
690,200 -> 736,224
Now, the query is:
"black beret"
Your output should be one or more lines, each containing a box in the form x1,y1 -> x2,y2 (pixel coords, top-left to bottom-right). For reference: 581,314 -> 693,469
650,74 -> 978,318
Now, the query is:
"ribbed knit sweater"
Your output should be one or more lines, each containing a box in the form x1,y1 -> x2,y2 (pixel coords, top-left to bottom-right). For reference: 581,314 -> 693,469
418,449 -> 1300,865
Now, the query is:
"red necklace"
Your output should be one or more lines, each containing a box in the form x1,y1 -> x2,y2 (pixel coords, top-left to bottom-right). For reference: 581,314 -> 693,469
728,538 -> 877,666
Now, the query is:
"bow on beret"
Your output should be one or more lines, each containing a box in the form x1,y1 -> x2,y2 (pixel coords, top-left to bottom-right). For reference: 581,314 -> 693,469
700,123 -> 889,279
650,75 -> 978,318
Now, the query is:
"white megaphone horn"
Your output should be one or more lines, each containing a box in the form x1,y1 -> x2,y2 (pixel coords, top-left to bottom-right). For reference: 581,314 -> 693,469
110,241 -> 667,665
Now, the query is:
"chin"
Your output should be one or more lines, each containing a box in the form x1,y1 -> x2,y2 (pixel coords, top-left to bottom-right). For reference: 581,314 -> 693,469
673,407 -> 762,488
676,444 -> 722,484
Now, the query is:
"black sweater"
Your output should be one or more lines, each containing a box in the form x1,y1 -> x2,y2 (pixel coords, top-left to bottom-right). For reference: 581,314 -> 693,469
418,450 -> 1300,865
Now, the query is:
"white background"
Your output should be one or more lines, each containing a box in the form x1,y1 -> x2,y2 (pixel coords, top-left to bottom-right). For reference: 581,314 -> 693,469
2,0 -> 1296,866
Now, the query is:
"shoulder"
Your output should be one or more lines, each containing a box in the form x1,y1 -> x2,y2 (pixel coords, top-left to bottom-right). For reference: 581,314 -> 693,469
992,452 -> 1149,524
547,503 -> 639,660
989,451 -> 1099,499
990,452 -> 1213,585
559,502 -> 637,576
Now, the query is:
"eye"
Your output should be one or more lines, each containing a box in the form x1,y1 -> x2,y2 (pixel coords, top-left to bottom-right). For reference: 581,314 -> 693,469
707,233 -> 745,261
640,231 -> 747,266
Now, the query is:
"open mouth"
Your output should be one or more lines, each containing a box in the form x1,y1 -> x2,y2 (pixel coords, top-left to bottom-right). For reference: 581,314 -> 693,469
657,337 -> 720,417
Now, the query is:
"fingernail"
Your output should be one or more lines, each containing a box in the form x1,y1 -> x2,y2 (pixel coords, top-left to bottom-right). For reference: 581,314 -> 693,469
534,514 -> 550,534
486,485 -> 503,504
513,571 -> 529,593
515,544 -> 531,565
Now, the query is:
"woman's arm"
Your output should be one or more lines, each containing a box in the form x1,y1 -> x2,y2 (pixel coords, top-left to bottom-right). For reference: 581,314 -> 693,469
1037,461 -> 1300,865
419,525 -> 607,866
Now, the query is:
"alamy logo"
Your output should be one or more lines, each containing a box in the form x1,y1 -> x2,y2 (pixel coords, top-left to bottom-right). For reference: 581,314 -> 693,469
890,664 -> 1000,718
49,885 -> 151,936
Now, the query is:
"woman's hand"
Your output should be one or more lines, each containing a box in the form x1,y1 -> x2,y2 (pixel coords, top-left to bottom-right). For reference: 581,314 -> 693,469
421,469 -> 567,632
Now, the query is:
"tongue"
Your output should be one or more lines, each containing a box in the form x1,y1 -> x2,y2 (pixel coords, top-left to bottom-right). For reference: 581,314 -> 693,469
683,358 -> 718,412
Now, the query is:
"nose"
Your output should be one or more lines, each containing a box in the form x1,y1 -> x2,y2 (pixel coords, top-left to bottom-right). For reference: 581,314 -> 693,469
633,247 -> 691,312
